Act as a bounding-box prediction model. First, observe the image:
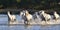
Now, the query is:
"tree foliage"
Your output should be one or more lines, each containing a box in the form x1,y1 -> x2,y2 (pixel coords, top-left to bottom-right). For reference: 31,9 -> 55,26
0,0 -> 60,10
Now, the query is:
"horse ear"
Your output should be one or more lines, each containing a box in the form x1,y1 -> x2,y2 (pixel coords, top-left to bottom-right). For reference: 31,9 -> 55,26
8,11 -> 11,13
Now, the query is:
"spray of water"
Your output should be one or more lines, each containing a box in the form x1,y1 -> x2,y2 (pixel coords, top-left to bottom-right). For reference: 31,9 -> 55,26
19,10 -> 60,25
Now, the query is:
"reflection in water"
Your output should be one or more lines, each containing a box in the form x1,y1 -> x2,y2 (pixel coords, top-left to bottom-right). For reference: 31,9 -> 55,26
24,25 -> 34,30
0,24 -> 58,30
9,24 -> 60,30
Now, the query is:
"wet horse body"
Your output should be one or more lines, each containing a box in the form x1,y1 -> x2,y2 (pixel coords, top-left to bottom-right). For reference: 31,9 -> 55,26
25,10 -> 33,24
41,10 -> 51,22
20,10 -> 33,25
53,11 -> 60,20
7,11 -> 16,23
20,10 -> 28,24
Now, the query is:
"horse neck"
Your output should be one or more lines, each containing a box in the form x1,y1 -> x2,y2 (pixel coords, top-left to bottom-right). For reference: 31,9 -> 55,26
25,11 -> 29,15
42,12 -> 47,17
41,11 -> 45,15
8,12 -> 11,18
54,12 -> 57,15
25,13 -> 28,16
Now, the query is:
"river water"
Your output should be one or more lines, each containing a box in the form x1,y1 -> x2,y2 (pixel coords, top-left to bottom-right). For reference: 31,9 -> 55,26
0,14 -> 60,30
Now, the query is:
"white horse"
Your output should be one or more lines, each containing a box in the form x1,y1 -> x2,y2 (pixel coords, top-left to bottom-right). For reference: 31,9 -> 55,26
54,11 -> 60,20
32,12 -> 38,20
8,11 -> 16,22
34,12 -> 41,20
38,11 -> 45,20
20,10 -> 33,24
20,10 -> 25,19
20,10 -> 28,24
41,10 -> 51,22
25,10 -> 33,24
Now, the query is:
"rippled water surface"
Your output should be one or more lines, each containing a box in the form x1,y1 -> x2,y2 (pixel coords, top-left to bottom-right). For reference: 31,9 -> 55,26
0,14 -> 60,30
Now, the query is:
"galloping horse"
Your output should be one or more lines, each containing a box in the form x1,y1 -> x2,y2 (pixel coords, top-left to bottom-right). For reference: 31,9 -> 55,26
41,10 -> 51,22
7,11 -> 16,23
20,10 -> 25,19
20,10 -> 27,24
38,11 -> 45,21
20,10 -> 33,25
25,10 -> 33,24
32,12 -> 39,20
54,11 -> 60,20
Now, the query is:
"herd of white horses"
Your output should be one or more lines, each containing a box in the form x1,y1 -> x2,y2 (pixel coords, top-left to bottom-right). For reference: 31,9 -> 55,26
7,10 -> 60,25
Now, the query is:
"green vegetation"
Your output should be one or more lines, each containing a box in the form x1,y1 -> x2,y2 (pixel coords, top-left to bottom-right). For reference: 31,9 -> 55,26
0,0 -> 60,11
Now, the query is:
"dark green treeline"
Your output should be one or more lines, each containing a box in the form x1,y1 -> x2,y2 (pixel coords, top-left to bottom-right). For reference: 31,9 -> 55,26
0,0 -> 60,10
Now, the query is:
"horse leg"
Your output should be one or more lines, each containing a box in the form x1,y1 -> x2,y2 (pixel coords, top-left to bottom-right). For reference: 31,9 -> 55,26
55,18 -> 58,21
27,20 -> 30,25
24,19 -> 28,25
47,19 -> 50,21
24,20 -> 30,25
24,21 -> 27,25
45,19 -> 47,23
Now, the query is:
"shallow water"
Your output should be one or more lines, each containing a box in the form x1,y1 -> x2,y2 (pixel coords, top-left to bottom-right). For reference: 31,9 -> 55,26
0,14 -> 60,30
0,24 -> 60,30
